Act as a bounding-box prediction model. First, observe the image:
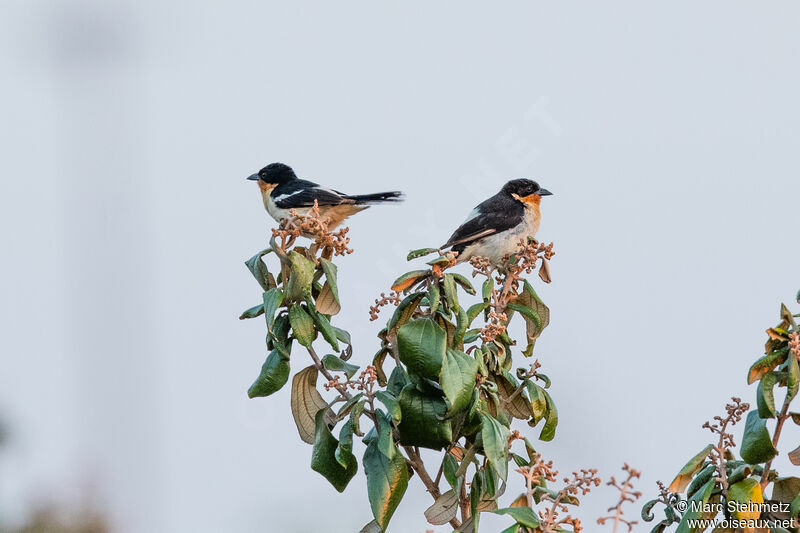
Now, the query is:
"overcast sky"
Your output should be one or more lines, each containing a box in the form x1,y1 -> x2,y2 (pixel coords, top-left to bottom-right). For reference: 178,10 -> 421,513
1,1 -> 799,532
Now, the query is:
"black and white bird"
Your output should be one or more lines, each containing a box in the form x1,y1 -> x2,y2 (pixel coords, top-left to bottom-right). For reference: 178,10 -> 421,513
442,179 -> 553,265
247,163 -> 403,228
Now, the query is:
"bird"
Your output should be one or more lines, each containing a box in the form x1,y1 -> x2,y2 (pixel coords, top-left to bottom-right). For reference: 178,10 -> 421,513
442,179 -> 552,266
247,162 -> 403,228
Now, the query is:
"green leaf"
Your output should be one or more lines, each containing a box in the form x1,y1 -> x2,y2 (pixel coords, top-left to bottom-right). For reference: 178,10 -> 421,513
289,305 -> 316,348
480,413 -> 510,481
443,274 -> 459,311
453,306 -> 468,348
391,269 -> 429,293
668,445 -> 713,493
290,365 -> 332,444
757,372 -> 778,418
372,347 -> 389,386
469,470 -> 482,519
726,464 -> 752,485
443,452 -> 459,489
262,288 -> 284,333
428,282 -> 441,315
284,251 -> 316,302
466,303 -> 488,327
387,292 -> 426,333
397,387 -> 453,450
792,493 -> 800,521
333,326 -> 351,346
387,366 -> 409,397
363,439 -> 409,531
375,391 -> 402,423
321,354 -> 359,379
641,499 -> 659,521
482,278 -> 493,302
397,318 -> 446,381
318,257 -> 339,301
427,255 -> 452,267
424,489 -> 459,526
510,281 -> 550,356
245,249 -> 272,290
350,400 -> 367,437
748,348 -> 788,384
493,507 -> 540,528
336,420 -> 355,469
525,381 -> 547,424
686,464 -> 716,498
788,354 -> 800,403
308,308 -> 339,351
675,478 -> 715,533
440,348 -> 479,415
450,273 -> 477,295
247,349 -> 290,398
740,411 -> 778,464
727,478 -> 763,521
538,389 -> 558,442
371,410 -> 395,458
310,410 -> 357,492
407,248 -> 440,261
239,303 -> 264,320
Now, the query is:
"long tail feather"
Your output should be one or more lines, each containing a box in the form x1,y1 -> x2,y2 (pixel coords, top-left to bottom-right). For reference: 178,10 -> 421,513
346,191 -> 404,204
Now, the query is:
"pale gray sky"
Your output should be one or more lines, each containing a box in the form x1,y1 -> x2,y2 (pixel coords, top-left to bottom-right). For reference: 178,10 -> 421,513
1,1 -> 799,532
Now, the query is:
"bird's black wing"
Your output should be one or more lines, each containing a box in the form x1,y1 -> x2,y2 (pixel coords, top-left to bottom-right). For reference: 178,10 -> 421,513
273,179 -> 352,208
443,195 -> 523,251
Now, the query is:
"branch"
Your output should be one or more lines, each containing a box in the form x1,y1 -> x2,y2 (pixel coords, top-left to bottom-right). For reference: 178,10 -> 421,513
404,445 -> 461,529
761,400 -> 791,488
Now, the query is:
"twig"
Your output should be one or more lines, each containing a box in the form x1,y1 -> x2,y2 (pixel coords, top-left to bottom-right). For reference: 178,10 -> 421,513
761,400 -> 790,488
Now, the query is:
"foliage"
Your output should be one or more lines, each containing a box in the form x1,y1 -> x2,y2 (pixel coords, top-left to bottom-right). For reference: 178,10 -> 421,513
241,202 -> 619,531
643,294 -> 800,532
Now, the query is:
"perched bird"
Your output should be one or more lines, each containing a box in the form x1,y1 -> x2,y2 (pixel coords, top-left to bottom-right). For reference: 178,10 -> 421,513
442,179 -> 552,265
247,162 -> 403,228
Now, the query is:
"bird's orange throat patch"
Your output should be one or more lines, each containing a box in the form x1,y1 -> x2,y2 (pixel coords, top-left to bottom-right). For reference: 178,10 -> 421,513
512,193 -> 542,207
258,182 -> 276,209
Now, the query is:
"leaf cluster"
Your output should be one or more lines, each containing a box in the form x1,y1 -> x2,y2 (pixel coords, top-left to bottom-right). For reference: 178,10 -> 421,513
241,211 -> 574,532
643,296 -> 800,532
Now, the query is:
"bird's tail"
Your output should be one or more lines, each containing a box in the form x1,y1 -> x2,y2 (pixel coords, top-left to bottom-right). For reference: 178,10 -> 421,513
346,191 -> 404,204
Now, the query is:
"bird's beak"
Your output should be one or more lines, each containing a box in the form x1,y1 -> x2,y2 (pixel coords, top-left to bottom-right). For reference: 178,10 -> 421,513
246,173 -> 260,181
537,188 -> 553,196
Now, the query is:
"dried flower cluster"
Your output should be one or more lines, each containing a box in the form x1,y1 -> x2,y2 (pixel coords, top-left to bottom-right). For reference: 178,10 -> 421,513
324,365 -> 378,397
702,397 -> 749,494
481,310 -> 508,343
597,464 -> 642,532
539,468 -> 602,533
516,238 -> 555,280
790,331 -> 800,359
469,239 -> 555,343
369,291 -> 402,321
515,454 -> 600,533
270,201 -> 353,257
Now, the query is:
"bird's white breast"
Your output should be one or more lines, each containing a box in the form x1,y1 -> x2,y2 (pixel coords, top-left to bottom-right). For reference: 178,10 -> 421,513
265,192 -> 298,221
459,206 -> 541,265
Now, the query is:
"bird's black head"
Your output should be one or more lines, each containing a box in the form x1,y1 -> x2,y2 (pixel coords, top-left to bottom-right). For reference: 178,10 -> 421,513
246,162 -> 297,186
502,179 -> 552,203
